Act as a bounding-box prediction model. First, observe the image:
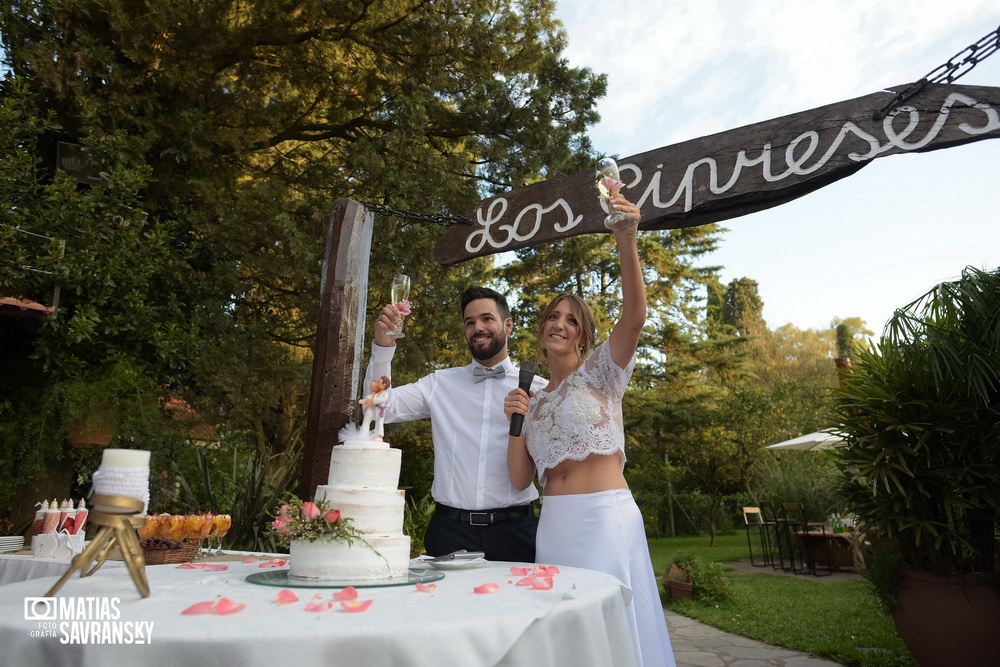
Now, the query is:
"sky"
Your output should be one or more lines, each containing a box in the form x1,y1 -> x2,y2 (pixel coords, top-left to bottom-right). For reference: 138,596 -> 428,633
553,1 -> 1000,335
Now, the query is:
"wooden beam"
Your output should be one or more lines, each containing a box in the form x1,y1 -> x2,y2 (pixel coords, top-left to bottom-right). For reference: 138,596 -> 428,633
301,199 -> 373,499
435,82 -> 1000,265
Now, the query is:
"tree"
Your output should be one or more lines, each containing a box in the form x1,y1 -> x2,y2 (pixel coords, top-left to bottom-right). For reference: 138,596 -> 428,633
0,0 -> 607,528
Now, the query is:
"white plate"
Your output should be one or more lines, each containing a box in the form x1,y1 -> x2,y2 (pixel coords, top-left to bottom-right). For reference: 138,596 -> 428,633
428,557 -> 487,570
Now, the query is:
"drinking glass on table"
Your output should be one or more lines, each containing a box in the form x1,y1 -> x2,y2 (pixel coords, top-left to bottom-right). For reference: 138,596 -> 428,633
386,274 -> 411,338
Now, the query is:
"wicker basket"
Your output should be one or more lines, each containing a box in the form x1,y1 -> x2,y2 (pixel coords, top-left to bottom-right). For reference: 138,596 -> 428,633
142,540 -> 200,565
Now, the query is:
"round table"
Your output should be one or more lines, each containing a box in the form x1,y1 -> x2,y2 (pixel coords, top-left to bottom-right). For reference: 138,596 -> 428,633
0,557 -> 639,666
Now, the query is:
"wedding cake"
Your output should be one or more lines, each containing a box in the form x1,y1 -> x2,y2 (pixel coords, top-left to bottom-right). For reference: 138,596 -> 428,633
289,435 -> 411,581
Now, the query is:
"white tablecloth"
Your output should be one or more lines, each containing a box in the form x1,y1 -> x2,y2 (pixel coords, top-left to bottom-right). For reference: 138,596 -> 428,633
0,553 -> 127,586
0,558 -> 638,667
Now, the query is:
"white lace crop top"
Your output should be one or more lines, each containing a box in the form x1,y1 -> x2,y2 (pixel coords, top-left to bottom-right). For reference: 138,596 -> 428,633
523,340 -> 636,487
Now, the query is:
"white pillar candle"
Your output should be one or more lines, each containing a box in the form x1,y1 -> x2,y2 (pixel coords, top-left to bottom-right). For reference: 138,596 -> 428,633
100,449 -> 150,467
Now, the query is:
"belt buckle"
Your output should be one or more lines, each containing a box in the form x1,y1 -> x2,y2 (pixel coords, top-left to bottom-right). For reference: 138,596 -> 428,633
468,511 -> 493,526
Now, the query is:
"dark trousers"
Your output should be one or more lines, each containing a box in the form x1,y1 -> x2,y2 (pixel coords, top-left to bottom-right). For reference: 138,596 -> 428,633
424,503 -> 538,563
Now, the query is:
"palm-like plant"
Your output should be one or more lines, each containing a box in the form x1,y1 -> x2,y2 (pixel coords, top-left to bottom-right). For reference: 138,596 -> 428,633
833,266 -> 1000,577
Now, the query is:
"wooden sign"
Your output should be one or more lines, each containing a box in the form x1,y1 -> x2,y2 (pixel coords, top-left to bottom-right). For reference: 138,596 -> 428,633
435,82 -> 1000,265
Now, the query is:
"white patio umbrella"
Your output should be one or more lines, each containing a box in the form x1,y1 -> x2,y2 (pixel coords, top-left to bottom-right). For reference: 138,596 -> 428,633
765,431 -> 847,451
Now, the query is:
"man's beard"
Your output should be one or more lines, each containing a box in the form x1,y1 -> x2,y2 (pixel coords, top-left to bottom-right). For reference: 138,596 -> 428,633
468,332 -> 506,362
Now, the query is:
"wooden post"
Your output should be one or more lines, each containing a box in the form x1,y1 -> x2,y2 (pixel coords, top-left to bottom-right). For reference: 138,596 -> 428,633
300,199 -> 373,499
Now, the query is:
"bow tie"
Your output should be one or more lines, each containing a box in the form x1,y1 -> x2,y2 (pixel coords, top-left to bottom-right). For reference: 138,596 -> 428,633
473,366 -> 506,383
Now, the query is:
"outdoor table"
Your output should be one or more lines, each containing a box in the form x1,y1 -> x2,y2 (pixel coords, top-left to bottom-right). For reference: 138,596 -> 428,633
0,552 -> 127,586
794,531 -> 857,572
0,556 -> 638,666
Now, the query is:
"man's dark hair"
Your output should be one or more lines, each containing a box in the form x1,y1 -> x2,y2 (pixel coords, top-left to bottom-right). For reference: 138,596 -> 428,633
460,286 -> 511,320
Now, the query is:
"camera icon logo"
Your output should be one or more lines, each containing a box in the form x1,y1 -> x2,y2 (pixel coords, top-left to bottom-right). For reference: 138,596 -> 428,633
24,597 -> 57,621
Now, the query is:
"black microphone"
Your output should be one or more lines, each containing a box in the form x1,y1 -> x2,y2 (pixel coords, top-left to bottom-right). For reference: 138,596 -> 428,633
509,362 -> 536,437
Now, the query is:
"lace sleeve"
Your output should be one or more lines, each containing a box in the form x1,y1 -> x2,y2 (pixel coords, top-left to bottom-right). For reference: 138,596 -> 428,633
581,340 -> 635,401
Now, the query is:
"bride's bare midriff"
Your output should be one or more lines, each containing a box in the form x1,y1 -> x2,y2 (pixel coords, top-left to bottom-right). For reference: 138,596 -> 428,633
541,451 -> 628,496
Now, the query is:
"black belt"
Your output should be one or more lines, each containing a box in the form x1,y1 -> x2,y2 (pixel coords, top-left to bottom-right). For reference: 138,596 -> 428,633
435,503 -> 532,526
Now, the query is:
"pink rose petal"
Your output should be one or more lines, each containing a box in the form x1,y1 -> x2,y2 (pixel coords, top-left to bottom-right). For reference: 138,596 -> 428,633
259,559 -> 287,568
474,583 -> 501,594
396,300 -> 412,316
515,576 -> 535,587
176,563 -> 198,569
203,564 -> 229,571
509,566 -> 529,576
332,586 -> 358,601
531,576 -> 554,590
274,589 -> 299,605
414,583 -> 436,593
241,557 -> 259,563
305,601 -> 334,612
339,599 -> 373,612
214,598 -> 245,615
181,600 -> 216,615
534,565 -> 560,576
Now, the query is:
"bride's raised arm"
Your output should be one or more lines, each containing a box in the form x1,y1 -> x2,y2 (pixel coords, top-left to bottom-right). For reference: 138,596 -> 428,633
606,193 -> 646,369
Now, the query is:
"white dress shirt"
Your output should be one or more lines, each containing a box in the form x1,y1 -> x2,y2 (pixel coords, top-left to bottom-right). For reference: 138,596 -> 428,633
364,343 -> 546,510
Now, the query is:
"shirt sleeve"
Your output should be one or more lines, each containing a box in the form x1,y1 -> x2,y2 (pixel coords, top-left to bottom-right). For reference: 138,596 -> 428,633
584,340 -> 636,401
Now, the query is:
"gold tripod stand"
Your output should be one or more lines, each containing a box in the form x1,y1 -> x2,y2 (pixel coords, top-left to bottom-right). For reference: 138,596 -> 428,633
45,494 -> 149,598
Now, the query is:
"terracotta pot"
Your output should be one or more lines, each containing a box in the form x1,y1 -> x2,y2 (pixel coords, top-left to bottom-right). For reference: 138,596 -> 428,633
892,568 -> 1000,667
665,578 -> 693,600
665,564 -> 694,600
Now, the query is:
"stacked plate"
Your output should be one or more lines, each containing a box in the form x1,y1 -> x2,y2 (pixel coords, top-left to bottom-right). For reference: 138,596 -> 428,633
0,536 -> 25,553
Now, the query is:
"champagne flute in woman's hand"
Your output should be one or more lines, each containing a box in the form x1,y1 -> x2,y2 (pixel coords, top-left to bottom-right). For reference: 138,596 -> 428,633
596,158 -> 631,230
386,274 -> 411,338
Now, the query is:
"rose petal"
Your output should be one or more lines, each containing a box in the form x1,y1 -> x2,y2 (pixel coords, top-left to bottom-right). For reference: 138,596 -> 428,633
259,559 -> 287,568
181,600 -> 216,615
509,566 -> 529,576
534,565 -> 560,576
241,557 -> 259,563
176,563 -> 198,569
274,589 -> 299,605
531,576 -> 554,590
332,586 -> 358,601
474,583 -> 501,594
305,601 -> 334,612
203,563 -> 229,571
515,576 -> 535,587
414,583 -> 436,593
213,598 -> 245,615
339,599 -> 373,612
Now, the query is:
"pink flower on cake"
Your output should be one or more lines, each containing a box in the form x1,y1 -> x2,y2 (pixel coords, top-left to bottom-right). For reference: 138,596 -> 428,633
340,599 -> 373,613
272,516 -> 292,536
474,583 -> 501,594
332,586 -> 358,601
267,495 -> 364,548
300,501 -> 321,522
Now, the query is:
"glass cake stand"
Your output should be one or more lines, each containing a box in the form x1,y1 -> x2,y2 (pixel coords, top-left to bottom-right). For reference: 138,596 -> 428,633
246,568 -> 445,589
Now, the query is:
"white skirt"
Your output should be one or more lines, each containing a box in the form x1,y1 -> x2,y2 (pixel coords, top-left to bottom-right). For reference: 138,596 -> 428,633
537,489 -> 675,667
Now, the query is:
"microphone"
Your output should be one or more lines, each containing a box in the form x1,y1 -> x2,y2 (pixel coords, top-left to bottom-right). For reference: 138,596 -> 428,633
509,362 -> 536,437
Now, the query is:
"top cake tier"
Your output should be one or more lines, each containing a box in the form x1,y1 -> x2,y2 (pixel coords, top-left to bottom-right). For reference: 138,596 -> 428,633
327,442 -> 402,490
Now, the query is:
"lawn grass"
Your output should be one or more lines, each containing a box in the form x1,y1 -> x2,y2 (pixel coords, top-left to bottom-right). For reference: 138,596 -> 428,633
647,533 -> 917,667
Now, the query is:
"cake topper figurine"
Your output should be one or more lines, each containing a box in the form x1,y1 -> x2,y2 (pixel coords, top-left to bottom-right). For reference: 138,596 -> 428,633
359,375 -> 391,439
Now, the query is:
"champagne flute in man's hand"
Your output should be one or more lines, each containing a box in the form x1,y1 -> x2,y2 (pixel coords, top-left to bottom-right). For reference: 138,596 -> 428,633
387,274 -> 411,338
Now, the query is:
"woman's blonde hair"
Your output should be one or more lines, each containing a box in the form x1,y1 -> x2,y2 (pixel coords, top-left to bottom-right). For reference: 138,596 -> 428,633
534,293 -> 597,366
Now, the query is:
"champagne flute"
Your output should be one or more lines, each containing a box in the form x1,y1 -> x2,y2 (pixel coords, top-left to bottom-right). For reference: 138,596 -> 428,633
596,157 -> 631,230
386,274 -> 411,338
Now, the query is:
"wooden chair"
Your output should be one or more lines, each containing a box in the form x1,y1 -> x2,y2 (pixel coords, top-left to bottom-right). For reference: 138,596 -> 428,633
741,507 -> 772,567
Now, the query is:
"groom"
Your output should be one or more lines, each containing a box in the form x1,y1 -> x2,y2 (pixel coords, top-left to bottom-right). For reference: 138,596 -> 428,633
362,286 -> 546,562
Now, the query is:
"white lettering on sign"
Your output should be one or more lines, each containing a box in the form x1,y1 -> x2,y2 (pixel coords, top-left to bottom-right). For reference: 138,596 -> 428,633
464,92 -> 999,255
